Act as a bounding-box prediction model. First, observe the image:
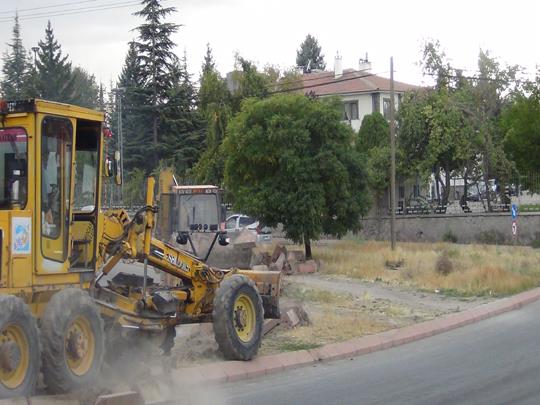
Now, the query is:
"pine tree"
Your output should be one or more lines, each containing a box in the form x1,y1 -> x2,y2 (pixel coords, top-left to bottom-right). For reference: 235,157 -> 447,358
133,0 -> 179,160
193,45 -> 231,185
1,15 -> 33,99
160,53 -> 205,176
69,66 -> 99,108
35,21 -> 74,102
202,43 -> 216,75
117,41 -> 153,173
296,34 -> 326,73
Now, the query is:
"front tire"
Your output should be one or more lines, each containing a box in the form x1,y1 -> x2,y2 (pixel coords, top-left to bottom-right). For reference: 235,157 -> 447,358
0,296 -> 40,399
213,275 -> 264,360
40,288 -> 105,394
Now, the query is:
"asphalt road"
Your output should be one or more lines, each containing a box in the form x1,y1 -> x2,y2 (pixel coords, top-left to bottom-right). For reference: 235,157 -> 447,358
219,299 -> 540,405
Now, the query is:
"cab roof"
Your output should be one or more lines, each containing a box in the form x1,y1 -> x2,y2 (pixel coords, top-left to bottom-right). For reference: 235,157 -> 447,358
1,99 -> 104,122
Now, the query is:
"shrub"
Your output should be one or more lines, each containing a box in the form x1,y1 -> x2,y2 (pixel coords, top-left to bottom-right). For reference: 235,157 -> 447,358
435,251 -> 454,276
442,230 -> 458,243
476,229 -> 506,245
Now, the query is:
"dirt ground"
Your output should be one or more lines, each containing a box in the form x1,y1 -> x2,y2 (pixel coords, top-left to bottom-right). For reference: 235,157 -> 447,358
163,271 -> 493,367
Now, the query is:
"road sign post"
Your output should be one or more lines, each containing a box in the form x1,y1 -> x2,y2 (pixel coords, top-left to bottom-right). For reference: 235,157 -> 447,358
511,204 -> 518,242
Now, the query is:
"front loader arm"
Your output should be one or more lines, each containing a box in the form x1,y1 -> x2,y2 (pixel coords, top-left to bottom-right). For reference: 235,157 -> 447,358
95,177 -> 281,321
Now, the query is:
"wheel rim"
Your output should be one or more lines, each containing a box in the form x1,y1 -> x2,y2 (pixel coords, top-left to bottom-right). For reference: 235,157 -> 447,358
65,316 -> 95,376
0,324 -> 30,389
233,294 -> 256,343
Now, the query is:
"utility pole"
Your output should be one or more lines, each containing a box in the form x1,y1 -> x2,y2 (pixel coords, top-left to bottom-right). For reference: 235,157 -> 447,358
31,47 -> 39,66
389,57 -> 397,250
113,88 -> 125,202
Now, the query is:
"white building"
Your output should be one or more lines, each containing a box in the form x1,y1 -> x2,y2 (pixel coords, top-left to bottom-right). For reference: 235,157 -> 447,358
300,55 -> 419,131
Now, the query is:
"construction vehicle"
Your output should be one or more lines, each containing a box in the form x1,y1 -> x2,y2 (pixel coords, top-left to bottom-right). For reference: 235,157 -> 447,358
0,99 -> 281,399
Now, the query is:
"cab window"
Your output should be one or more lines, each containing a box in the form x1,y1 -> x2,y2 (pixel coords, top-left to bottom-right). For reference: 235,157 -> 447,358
0,127 -> 27,208
41,117 -> 72,257
74,121 -> 99,212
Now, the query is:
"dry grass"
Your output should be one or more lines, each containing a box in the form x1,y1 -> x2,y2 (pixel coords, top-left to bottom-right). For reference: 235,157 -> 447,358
311,240 -> 540,297
260,282 -> 440,354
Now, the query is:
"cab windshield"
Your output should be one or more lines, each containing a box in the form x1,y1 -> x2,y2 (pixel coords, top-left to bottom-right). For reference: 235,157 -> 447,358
0,127 -> 27,208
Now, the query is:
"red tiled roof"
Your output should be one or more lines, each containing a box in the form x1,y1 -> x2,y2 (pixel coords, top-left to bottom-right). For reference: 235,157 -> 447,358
300,69 -> 419,96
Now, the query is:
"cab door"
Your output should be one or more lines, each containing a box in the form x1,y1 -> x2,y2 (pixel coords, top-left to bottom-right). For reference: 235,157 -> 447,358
37,115 -> 75,273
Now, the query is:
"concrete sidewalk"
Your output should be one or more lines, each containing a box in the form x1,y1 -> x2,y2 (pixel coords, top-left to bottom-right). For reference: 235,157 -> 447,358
180,285 -> 540,384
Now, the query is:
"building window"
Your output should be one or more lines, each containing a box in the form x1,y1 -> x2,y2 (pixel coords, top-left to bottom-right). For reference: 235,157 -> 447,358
343,101 -> 359,121
413,184 -> 420,198
372,93 -> 380,113
398,186 -> 405,199
383,98 -> 391,120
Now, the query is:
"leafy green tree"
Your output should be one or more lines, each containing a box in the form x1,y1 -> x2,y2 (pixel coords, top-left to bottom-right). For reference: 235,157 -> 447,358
35,21 -> 75,102
224,94 -> 369,258
358,112 -> 389,151
230,56 -> 270,111
464,50 -> 518,210
296,34 -> 326,73
357,113 -> 391,204
502,72 -> 540,191
1,15 -> 33,99
398,88 -> 473,205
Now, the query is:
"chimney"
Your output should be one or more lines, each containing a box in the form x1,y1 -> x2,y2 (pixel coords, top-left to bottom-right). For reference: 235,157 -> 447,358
334,52 -> 343,78
359,52 -> 372,72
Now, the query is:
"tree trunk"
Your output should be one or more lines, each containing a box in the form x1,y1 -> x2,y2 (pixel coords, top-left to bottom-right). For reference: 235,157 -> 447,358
304,235 -> 312,260
153,115 -> 158,163
442,169 -> 451,206
434,171 -> 441,203
482,155 -> 492,212
463,168 -> 469,200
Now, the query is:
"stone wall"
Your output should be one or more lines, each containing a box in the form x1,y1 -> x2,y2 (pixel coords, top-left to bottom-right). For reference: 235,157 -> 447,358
359,213 -> 540,245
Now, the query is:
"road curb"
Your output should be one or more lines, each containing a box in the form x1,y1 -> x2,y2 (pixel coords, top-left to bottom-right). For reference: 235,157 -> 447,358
181,286 -> 540,384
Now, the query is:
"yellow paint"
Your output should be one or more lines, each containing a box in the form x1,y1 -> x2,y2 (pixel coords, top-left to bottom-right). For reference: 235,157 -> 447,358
0,323 -> 30,389
233,294 -> 256,343
65,315 -> 95,376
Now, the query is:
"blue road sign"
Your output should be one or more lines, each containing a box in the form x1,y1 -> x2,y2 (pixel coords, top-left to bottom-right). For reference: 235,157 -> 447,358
511,204 -> 518,220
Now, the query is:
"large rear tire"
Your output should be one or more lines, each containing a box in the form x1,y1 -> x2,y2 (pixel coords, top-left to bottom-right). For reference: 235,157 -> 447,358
41,288 -> 105,394
0,295 -> 40,399
212,275 -> 264,360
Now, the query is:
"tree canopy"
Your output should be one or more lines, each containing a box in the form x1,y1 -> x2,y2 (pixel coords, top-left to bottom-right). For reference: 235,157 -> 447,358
224,94 -> 369,258
35,21 -> 75,102
1,15 -> 33,99
502,73 -> 540,191
296,34 -> 326,73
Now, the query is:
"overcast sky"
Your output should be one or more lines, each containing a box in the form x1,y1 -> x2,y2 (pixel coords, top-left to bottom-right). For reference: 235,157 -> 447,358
1,0 -> 538,88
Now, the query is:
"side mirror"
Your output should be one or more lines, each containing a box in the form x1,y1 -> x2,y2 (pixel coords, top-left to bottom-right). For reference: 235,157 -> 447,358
114,151 -> 122,185
220,204 -> 227,223
218,232 -> 230,247
176,232 -> 188,245
104,156 -> 113,177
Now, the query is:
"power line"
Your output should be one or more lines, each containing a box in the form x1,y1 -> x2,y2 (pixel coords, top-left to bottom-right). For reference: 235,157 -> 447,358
0,0 -> 100,15
0,0 -> 145,23
269,70 -> 388,95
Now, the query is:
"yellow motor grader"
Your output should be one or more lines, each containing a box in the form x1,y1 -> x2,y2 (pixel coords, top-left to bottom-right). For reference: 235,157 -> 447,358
0,99 -> 281,398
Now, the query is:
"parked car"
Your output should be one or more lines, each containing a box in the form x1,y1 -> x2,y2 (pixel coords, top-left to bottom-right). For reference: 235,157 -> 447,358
225,214 -> 272,243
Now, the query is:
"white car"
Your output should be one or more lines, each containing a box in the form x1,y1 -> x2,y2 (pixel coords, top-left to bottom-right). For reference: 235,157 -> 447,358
225,214 -> 272,243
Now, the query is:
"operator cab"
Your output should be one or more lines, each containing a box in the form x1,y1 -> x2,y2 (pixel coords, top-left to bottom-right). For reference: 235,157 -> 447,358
0,99 -> 107,284
160,185 -> 229,262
